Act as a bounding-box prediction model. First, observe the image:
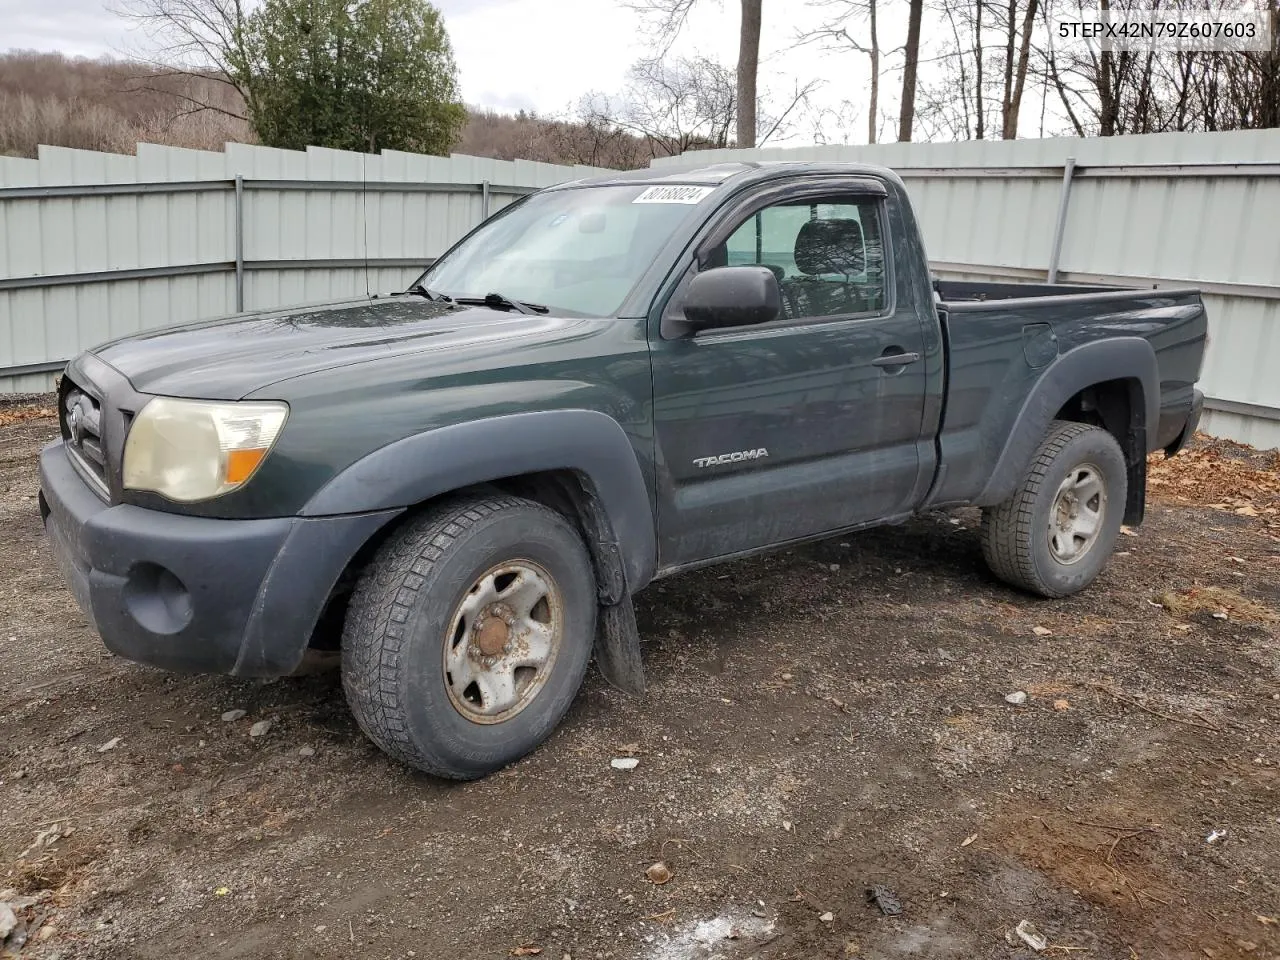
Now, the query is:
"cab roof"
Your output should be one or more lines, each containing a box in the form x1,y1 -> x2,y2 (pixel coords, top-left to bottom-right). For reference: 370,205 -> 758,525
547,159 -> 903,193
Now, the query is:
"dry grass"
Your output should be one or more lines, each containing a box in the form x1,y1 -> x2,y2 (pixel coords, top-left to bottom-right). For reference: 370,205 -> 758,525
1155,585 -> 1279,625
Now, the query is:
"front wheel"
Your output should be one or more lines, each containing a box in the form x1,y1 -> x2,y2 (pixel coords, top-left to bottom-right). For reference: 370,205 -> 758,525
981,420 -> 1127,598
341,495 -> 597,779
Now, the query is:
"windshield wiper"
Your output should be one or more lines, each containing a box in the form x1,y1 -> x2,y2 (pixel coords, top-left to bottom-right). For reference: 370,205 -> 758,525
453,292 -> 549,315
402,283 -> 453,303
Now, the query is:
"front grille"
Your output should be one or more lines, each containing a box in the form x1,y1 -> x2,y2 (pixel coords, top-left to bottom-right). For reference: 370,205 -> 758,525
62,380 -> 110,498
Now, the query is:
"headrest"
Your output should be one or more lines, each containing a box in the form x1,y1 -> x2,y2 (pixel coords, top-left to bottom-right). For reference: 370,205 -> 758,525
794,218 -> 865,276
704,243 -> 729,269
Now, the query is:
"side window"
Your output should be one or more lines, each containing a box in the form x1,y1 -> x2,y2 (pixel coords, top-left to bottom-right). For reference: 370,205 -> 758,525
719,195 -> 887,320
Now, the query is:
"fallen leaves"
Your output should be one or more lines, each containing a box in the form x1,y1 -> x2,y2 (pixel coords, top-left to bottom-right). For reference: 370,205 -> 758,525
645,862 -> 672,885
0,404 -> 56,428
510,946 -> 542,956
1148,437 -> 1280,529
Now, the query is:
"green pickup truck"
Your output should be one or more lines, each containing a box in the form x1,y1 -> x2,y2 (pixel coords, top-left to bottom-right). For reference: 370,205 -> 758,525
39,161 -> 1207,778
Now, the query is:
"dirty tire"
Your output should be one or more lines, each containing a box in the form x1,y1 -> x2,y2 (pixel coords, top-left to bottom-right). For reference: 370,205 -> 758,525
341,494 -> 596,779
981,420 -> 1127,599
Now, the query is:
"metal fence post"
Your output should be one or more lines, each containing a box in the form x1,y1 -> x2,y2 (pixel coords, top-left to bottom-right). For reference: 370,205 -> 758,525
233,174 -> 246,312
481,179 -> 490,222
1046,157 -> 1077,284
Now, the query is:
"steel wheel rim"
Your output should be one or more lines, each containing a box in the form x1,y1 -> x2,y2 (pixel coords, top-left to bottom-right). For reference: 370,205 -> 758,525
442,559 -> 563,724
1048,462 -> 1107,565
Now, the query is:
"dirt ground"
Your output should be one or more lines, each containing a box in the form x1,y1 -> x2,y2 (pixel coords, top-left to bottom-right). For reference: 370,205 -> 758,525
2,401 -> 1278,960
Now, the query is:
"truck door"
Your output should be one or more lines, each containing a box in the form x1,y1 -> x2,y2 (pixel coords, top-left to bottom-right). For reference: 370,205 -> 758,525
649,177 -> 931,568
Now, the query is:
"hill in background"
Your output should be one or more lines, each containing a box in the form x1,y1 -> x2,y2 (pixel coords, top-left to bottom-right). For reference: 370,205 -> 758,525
0,51 -> 650,169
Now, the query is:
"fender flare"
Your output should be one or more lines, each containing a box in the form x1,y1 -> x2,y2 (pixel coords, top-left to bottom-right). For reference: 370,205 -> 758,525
975,337 -> 1159,508
301,409 -> 658,590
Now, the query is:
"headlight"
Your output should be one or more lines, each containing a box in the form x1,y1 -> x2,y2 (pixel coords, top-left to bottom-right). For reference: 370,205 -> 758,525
123,397 -> 288,502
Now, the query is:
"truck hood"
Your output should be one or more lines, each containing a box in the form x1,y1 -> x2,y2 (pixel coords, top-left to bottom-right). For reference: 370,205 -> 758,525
92,297 -> 588,400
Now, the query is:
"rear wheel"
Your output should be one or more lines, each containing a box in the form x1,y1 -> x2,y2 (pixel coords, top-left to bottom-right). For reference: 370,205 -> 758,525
981,420 -> 1127,598
341,494 -> 597,779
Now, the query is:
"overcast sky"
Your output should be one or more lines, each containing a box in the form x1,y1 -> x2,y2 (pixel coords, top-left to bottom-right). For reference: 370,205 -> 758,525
0,0 -> 1063,145
1,0 -> 769,113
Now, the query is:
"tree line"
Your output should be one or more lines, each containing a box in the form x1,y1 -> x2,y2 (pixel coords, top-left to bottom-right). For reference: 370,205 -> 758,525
622,0 -> 1279,146
5,0 -> 1277,166
0,51 -> 653,168
913,0 -> 1279,139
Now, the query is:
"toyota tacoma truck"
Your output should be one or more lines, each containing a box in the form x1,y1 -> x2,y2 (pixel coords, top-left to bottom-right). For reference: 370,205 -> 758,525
39,161 -> 1207,779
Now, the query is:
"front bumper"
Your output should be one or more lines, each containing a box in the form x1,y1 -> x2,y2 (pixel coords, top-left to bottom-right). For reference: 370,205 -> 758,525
39,442 -> 400,676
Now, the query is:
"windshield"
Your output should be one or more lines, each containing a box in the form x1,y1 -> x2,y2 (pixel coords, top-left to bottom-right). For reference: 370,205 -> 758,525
417,183 -> 713,317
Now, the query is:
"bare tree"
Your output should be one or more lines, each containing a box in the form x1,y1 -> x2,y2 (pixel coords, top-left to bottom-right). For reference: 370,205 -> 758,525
624,0 -> 766,147
918,0 -> 1278,140
579,56 -> 738,158
912,0 -> 976,140
796,0 -> 883,143
912,0 -> 1044,141
1038,0 -> 1180,135
623,0 -> 698,54
576,55 -> 818,159
738,0 -> 763,147
549,114 -> 648,169
115,0 -> 256,121
757,76 -> 825,144
974,0 -> 986,137
898,0 -> 924,140
1000,0 -> 1039,136
1215,6 -> 1280,130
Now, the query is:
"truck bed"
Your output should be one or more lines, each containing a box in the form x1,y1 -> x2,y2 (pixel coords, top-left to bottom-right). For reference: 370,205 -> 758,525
926,280 -> 1208,512
937,278 -> 1136,302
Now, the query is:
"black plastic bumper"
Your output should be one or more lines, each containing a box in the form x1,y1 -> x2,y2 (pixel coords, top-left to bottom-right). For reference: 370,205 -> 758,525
39,442 -> 401,676
1165,388 -> 1204,457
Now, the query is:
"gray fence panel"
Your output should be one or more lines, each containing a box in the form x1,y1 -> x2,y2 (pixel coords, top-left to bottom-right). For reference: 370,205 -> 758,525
0,142 -> 611,393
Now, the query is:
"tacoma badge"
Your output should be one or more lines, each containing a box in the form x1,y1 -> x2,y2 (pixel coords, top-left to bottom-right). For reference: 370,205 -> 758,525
693,448 -> 769,468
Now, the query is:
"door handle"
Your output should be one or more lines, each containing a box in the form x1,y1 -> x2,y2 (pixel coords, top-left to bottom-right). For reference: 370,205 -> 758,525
872,351 -> 921,368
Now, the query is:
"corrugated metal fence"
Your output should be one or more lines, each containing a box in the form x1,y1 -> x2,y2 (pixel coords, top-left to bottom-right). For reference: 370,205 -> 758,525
5,131 -> 1279,448
651,129 -> 1280,449
0,142 -> 610,393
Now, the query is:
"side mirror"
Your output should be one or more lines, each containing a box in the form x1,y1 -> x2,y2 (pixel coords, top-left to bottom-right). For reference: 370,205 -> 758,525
683,266 -> 782,332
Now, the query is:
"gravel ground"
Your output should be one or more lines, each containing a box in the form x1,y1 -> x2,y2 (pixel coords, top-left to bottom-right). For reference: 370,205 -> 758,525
1,406 -> 1278,960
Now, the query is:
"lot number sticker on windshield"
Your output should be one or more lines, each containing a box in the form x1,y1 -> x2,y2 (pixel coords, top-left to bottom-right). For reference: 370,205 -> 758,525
633,185 -> 715,204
